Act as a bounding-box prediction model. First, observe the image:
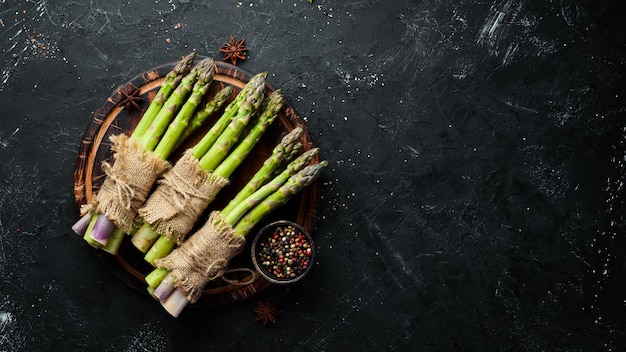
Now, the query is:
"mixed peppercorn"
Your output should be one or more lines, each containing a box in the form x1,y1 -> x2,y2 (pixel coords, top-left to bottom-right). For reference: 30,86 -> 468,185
256,225 -> 313,280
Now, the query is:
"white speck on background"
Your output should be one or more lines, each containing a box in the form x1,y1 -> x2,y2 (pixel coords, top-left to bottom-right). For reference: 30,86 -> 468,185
0,311 -> 13,330
0,296 -> 25,352
123,320 -> 171,352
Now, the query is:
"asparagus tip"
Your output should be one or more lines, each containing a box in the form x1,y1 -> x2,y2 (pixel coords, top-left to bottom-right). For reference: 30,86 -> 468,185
173,51 -> 197,74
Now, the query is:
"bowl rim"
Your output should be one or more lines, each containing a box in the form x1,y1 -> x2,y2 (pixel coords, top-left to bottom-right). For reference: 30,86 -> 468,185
251,220 -> 315,285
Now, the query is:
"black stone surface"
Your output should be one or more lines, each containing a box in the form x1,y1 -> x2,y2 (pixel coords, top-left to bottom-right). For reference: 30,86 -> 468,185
1,0 -> 625,351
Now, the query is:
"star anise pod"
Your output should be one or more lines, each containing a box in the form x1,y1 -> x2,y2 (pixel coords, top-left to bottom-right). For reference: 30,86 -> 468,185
219,36 -> 248,65
254,298 -> 280,325
116,84 -> 143,111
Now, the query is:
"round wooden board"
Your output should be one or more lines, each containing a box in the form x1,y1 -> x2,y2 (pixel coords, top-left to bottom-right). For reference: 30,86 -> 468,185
72,58 -> 321,307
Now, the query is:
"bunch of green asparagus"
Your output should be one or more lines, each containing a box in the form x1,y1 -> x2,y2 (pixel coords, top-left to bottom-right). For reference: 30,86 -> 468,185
73,53 -> 232,252
146,128 -> 327,317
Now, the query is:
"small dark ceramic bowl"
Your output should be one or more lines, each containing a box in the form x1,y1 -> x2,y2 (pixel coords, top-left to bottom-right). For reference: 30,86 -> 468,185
251,220 -> 316,285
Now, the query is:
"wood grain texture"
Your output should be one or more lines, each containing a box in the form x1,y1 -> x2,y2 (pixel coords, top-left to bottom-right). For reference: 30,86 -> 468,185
73,59 -> 320,307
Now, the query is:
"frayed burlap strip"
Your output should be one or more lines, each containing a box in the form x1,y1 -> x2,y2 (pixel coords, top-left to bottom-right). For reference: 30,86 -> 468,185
155,211 -> 246,303
138,150 -> 229,244
80,134 -> 170,233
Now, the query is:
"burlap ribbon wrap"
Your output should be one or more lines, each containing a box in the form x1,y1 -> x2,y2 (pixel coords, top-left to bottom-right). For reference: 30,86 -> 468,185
155,211 -> 246,303
138,150 -> 230,244
80,134 -> 170,233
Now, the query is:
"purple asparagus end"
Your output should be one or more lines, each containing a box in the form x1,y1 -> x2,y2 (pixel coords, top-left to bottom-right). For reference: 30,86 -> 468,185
161,289 -> 189,318
72,213 -> 93,236
153,274 -> 175,302
89,215 -> 115,246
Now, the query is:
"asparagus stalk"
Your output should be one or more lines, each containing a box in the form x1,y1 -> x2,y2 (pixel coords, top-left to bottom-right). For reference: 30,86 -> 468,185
153,273 -> 176,301
141,65 -> 200,152
157,160 -> 327,317
101,227 -> 126,255
145,267 -> 169,288
197,91 -> 266,171
152,58 -> 216,159
232,161 -> 328,236
130,222 -> 161,253
143,235 -> 177,265
220,127 -> 304,216
82,215 -> 99,247
191,72 -> 268,160
132,52 -> 196,140
222,147 -> 319,226
89,215 -> 116,246
213,90 -> 285,177
72,213 -> 92,236
161,289 -> 188,317
175,85 -> 234,149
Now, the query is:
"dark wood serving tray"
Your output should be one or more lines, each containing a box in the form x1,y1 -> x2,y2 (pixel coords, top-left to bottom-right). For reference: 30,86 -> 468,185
72,58 -> 320,306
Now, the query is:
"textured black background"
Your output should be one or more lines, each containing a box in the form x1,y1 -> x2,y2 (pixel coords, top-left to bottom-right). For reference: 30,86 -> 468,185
0,0 -> 625,351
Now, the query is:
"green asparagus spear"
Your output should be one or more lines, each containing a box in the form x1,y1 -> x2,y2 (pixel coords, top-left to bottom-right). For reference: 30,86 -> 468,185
145,267 -> 169,288
220,127 -> 304,216
82,214 -> 100,248
101,227 -> 126,255
175,85 -> 234,149
222,147 -> 319,226
212,90 -> 285,178
142,65 -> 200,151
144,234 -> 177,265
132,52 -> 196,140
197,76 -> 266,171
131,222 -> 160,254
191,72 -> 268,159
153,58 -> 216,159
232,161 -> 328,236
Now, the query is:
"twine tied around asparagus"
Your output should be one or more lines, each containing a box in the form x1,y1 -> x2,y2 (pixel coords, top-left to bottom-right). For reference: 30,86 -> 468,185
81,134 -> 170,233
155,211 -> 248,303
139,150 -> 230,244
100,162 -> 135,210
161,170 -> 208,212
